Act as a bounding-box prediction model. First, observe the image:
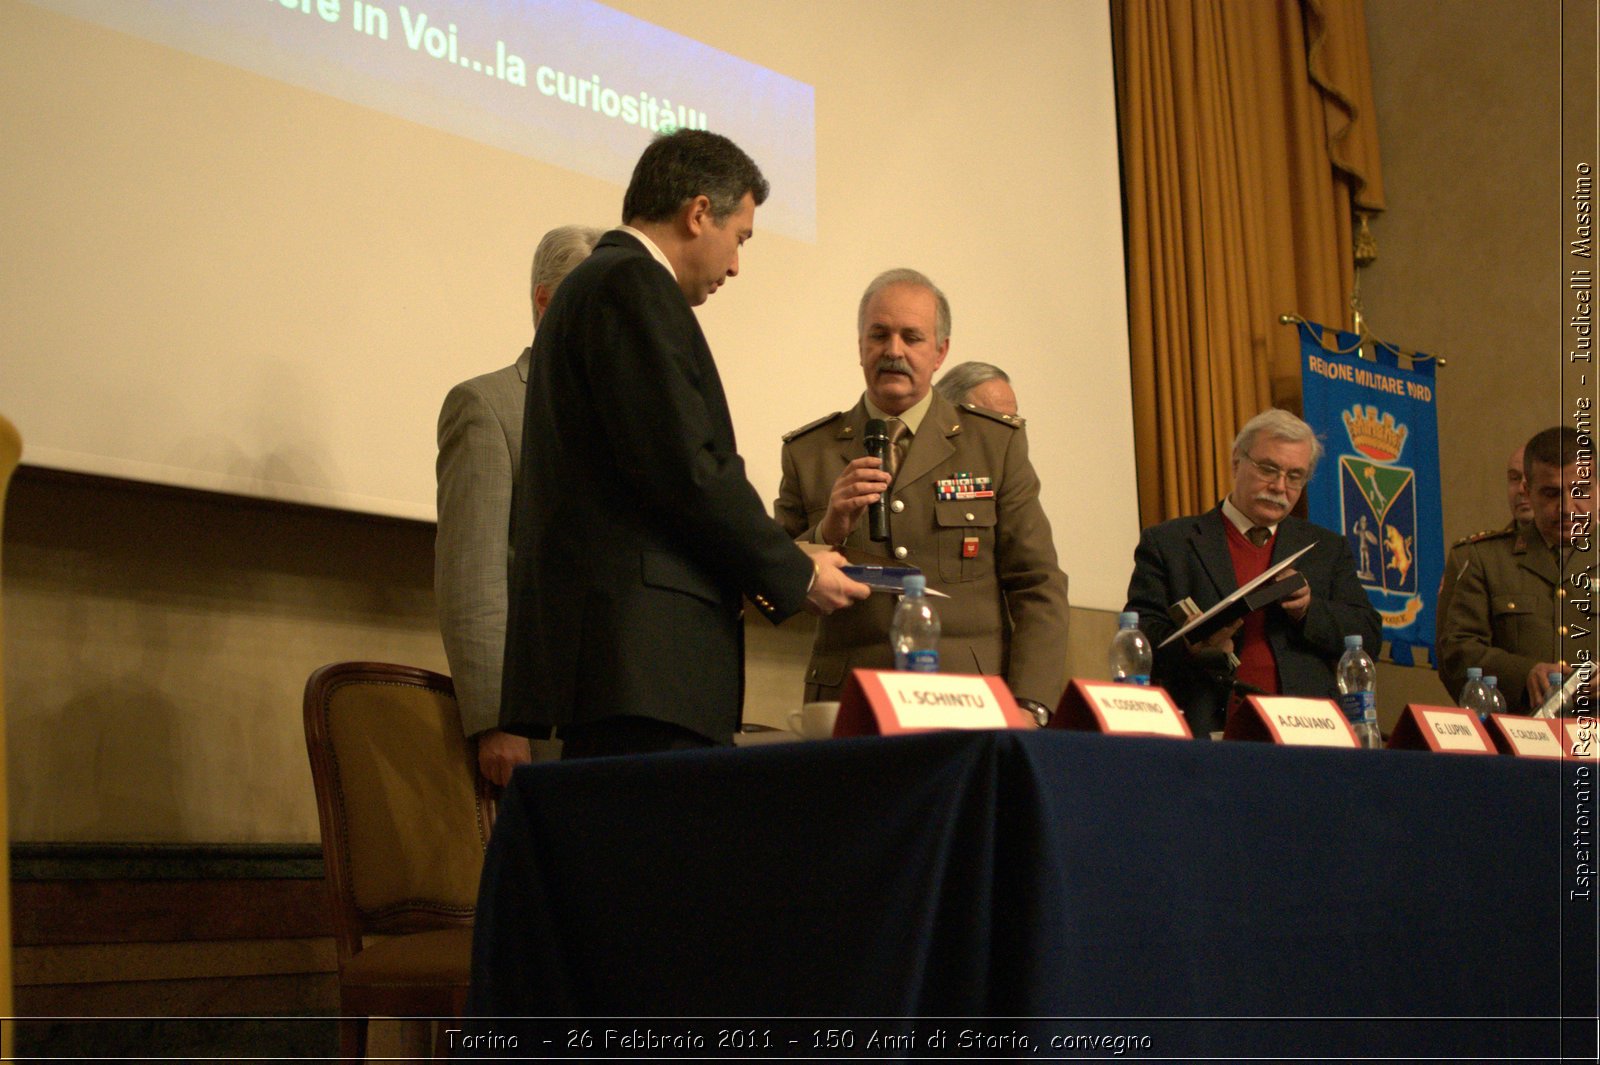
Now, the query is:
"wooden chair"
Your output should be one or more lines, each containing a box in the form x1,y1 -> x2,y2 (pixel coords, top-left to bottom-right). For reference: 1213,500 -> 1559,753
303,662 -> 495,1061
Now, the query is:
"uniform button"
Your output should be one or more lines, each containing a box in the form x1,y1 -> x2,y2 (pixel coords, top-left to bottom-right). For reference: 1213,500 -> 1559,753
891,499 -> 905,513
894,546 -> 908,560
965,512 -> 976,521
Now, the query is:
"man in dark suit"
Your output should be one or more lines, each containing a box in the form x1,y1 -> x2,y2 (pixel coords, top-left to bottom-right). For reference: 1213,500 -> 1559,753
500,130 -> 868,759
1123,408 -> 1381,737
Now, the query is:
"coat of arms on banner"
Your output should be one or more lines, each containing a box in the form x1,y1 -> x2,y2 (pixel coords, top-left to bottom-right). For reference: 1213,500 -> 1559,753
1300,320 -> 1443,667
1339,405 -> 1422,615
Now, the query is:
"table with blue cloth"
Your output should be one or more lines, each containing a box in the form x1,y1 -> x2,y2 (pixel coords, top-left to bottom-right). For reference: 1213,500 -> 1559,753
469,729 -> 1593,1059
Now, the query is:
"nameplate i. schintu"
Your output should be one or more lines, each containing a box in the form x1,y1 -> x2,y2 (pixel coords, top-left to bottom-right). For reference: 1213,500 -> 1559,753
834,669 -> 1033,737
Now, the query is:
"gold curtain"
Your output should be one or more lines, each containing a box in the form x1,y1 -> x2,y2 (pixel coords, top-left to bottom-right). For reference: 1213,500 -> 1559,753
1114,0 -> 1385,526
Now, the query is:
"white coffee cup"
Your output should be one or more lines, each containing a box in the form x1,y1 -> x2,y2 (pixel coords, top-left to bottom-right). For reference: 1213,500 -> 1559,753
786,701 -> 841,740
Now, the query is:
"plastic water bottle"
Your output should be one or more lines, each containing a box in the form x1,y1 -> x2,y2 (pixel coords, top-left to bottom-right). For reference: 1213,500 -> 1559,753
891,574 -> 941,672
1335,634 -> 1382,749
1108,611 -> 1152,684
1482,675 -> 1507,718
1459,667 -> 1494,721
1537,670 -> 1568,717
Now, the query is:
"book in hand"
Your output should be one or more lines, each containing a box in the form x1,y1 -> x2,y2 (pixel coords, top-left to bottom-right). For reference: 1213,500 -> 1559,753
1157,542 -> 1315,649
841,565 -> 951,598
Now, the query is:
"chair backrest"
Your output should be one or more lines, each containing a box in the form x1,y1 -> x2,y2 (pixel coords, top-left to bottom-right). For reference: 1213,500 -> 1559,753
0,414 -> 20,1057
303,662 -> 495,964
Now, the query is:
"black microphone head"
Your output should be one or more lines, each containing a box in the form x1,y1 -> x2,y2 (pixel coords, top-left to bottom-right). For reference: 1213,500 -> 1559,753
863,418 -> 889,455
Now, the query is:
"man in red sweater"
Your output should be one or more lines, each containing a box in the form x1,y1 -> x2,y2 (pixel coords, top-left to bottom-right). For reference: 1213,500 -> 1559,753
1122,409 -> 1382,737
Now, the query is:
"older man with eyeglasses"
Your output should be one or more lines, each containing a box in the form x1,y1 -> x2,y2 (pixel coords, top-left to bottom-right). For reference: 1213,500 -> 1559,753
1122,408 -> 1381,737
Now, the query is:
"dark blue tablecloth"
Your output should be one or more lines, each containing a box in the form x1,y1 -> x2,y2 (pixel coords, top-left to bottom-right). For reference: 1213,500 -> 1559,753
470,729 -> 1594,1058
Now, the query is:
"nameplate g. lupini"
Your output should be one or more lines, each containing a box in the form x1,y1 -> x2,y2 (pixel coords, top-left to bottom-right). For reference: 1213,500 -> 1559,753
1487,715 -> 1563,758
834,669 -> 1031,736
1417,707 -> 1493,753
1240,696 -> 1358,748
1384,704 -> 1492,753
1054,680 -> 1191,738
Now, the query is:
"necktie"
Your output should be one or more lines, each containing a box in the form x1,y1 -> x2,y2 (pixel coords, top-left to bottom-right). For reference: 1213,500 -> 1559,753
1246,525 -> 1271,547
885,419 -> 909,481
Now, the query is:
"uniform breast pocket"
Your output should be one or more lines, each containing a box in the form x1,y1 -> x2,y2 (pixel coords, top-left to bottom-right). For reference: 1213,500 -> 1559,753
1489,593 -> 1535,643
935,499 -> 997,583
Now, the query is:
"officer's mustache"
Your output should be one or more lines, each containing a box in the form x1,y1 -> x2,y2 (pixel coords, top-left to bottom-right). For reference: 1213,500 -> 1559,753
874,357 -> 913,377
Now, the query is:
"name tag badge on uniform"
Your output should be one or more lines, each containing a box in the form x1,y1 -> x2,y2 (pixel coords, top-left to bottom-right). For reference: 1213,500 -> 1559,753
962,536 -> 980,559
936,473 -> 995,501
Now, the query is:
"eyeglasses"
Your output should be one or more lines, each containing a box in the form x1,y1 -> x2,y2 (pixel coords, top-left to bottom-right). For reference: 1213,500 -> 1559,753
1243,455 -> 1310,488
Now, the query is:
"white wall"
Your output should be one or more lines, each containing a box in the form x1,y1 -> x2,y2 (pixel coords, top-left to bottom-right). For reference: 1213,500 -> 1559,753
1,0 -> 1140,609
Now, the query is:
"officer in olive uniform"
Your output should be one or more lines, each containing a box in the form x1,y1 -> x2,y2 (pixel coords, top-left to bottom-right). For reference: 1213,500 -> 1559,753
1436,522 -> 1514,658
1436,523 -> 1556,707
774,269 -> 1070,715
1435,443 -> 1536,668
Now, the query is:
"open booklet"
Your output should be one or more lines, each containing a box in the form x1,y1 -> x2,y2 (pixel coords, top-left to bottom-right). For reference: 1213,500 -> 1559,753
1156,542 -> 1315,649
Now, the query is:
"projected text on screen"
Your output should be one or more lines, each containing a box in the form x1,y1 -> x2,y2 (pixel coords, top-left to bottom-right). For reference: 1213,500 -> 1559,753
32,0 -> 817,240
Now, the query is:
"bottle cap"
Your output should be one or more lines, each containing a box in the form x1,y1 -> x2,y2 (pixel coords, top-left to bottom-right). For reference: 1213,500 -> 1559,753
1483,675 -> 1498,688
902,574 -> 926,596
1118,611 -> 1138,627
1465,667 -> 1483,679
1343,634 -> 1363,649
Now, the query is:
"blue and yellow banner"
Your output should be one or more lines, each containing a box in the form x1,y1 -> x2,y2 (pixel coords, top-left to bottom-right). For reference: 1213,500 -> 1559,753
1299,321 -> 1444,667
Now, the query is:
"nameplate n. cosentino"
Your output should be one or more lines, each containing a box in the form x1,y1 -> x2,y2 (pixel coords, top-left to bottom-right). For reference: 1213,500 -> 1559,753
1049,680 -> 1191,739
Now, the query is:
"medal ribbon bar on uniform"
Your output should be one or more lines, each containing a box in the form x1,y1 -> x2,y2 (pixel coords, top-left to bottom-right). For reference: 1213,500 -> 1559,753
936,473 -> 995,501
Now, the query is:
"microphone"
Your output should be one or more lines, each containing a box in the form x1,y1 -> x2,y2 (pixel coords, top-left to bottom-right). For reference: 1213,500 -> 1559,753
862,418 -> 891,543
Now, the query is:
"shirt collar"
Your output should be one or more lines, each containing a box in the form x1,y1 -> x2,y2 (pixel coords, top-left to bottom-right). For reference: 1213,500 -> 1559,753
614,224 -> 677,281
1221,496 -> 1276,538
864,390 -> 934,436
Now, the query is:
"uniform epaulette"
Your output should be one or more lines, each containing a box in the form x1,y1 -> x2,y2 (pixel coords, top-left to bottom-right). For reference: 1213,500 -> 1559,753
1452,526 -> 1514,549
782,411 -> 843,443
960,402 -> 1026,430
